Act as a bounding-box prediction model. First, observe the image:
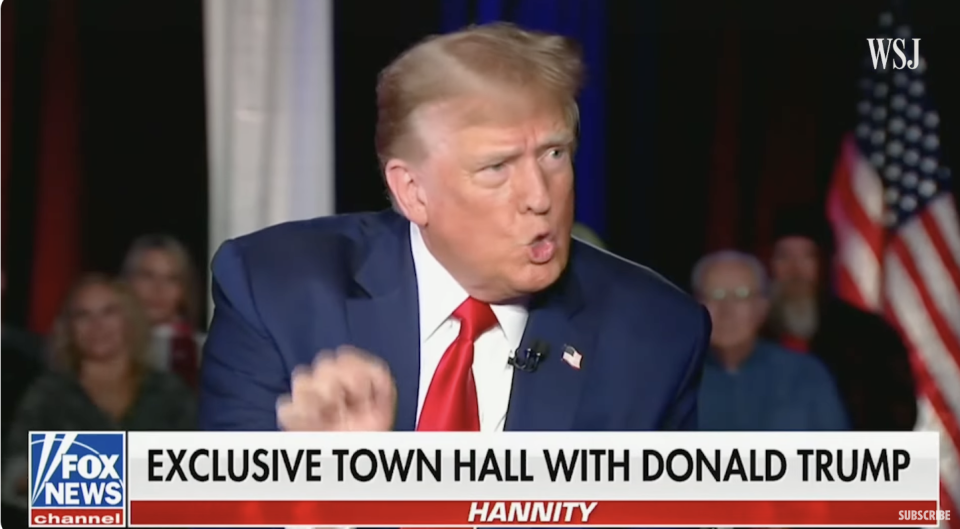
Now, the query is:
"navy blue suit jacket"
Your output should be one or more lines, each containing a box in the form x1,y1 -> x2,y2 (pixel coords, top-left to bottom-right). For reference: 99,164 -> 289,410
199,210 -> 710,432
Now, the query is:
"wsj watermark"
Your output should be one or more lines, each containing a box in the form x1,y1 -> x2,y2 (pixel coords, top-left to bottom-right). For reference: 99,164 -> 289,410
866,38 -> 921,70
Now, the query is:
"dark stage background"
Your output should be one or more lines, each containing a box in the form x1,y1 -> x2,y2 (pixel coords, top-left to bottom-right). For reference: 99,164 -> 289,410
3,0 -> 960,332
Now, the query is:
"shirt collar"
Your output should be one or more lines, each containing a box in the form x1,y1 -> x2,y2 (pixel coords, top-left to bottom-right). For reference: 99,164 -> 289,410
409,223 -> 528,345
707,342 -> 767,374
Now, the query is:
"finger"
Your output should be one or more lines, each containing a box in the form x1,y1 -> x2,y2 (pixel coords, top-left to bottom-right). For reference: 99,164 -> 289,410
310,351 -> 345,405
340,352 -> 394,406
333,355 -> 381,408
334,345 -> 392,373
313,362 -> 349,425
334,344 -> 374,360
276,394 -> 309,431
369,364 -> 396,409
368,373 -> 397,425
345,375 -> 375,411
294,357 -> 344,428
333,347 -> 392,387
312,349 -> 338,369
290,366 -> 322,413
315,347 -> 389,427
337,350 -> 395,416
310,350 -> 338,390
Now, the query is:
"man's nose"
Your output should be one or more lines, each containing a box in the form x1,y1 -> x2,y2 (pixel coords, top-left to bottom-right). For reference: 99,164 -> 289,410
516,159 -> 551,214
712,303 -> 733,318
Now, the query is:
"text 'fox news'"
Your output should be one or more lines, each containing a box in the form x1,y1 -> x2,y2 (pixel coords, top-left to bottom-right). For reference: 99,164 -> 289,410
29,432 -> 126,527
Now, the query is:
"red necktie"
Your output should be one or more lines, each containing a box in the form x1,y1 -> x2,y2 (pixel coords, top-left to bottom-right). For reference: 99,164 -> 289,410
417,297 -> 498,432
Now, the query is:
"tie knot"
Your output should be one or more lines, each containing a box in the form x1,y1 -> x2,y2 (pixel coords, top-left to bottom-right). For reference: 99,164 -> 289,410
452,297 -> 498,342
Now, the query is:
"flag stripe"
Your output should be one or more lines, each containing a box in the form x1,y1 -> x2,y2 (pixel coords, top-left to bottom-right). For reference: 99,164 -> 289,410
884,264 -> 960,529
835,141 -> 885,256
921,205 -> 960,291
829,195 -> 883,308
916,377 -> 960,495
888,240 -> 960,375
828,137 -> 886,309
884,253 -> 960,436
849,143 -> 886,223
930,198 -> 960,265
831,204 -> 883,307
835,263 -> 872,310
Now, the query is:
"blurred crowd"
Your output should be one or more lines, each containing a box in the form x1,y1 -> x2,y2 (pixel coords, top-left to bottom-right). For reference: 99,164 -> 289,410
1,235 -> 205,528
695,208 -> 915,433
0,207 -> 918,527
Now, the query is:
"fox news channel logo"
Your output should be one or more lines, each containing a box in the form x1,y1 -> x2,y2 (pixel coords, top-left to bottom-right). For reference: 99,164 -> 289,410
29,432 -> 126,528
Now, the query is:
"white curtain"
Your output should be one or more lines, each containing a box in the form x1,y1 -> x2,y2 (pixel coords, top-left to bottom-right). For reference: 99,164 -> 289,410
204,0 -> 335,257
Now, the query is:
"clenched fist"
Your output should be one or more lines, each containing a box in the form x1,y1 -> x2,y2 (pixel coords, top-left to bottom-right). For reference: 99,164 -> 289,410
276,346 -> 397,431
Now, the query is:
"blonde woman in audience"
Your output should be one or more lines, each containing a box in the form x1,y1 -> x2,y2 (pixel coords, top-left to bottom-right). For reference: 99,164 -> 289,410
1,274 -> 195,507
122,234 -> 205,389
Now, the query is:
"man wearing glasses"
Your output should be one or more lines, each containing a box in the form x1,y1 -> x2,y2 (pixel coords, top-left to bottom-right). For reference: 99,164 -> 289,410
691,250 -> 848,431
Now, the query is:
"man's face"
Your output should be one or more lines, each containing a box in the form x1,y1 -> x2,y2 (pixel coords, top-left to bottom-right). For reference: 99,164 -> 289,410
127,249 -> 185,326
698,259 -> 768,351
390,92 -> 576,302
770,236 -> 820,300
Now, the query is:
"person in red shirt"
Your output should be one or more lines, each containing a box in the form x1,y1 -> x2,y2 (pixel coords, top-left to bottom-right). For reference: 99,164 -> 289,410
763,207 -> 917,431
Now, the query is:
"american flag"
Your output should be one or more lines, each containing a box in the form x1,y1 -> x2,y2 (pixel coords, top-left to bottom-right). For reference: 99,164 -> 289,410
826,9 -> 960,527
562,345 -> 583,370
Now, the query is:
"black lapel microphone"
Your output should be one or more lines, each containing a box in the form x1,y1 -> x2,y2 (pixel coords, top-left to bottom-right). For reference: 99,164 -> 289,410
508,340 -> 549,373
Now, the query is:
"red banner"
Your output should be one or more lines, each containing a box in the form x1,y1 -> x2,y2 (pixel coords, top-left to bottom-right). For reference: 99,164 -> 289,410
30,508 -> 124,527
128,499 -> 942,526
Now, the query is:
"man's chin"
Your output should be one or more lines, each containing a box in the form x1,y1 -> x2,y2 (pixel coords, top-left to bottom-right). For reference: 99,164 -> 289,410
515,262 -> 564,294
774,284 -> 817,302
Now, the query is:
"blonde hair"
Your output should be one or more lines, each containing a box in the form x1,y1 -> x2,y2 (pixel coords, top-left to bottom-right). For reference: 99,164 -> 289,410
49,274 -> 153,375
122,234 -> 201,327
375,22 -> 585,172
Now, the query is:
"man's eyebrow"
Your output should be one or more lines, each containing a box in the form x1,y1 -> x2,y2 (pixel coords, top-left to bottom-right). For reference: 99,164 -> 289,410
479,147 -> 524,159
539,133 -> 576,147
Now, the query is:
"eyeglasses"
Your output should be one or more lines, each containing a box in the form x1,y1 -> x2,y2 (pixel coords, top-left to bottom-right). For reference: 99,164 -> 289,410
701,287 -> 759,302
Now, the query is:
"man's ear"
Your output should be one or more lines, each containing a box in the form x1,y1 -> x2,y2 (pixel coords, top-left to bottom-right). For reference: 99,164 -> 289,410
384,158 -> 427,225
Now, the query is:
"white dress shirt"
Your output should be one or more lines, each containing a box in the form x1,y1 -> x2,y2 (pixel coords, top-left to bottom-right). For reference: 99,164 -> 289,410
409,223 -> 528,432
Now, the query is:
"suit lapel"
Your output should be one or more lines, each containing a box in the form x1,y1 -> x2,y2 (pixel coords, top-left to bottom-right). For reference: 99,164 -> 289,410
344,213 -> 421,432
505,263 -> 597,431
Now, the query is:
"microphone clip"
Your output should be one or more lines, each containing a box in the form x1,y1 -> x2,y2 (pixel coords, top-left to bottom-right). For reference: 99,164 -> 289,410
508,340 -> 549,373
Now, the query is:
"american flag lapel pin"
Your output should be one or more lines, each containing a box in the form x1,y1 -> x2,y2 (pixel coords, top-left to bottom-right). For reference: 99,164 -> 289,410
561,345 -> 582,370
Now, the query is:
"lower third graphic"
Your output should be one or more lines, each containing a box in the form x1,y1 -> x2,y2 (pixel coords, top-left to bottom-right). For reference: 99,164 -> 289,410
29,432 -> 126,527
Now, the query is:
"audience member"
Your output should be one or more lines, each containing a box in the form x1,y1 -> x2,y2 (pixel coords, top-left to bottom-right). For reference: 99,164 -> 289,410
765,208 -> 918,431
122,234 -> 205,389
693,250 -> 848,431
1,274 -> 196,509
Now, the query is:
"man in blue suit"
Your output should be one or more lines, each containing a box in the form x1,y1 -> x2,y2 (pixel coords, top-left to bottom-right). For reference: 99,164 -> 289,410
199,23 -> 709,434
